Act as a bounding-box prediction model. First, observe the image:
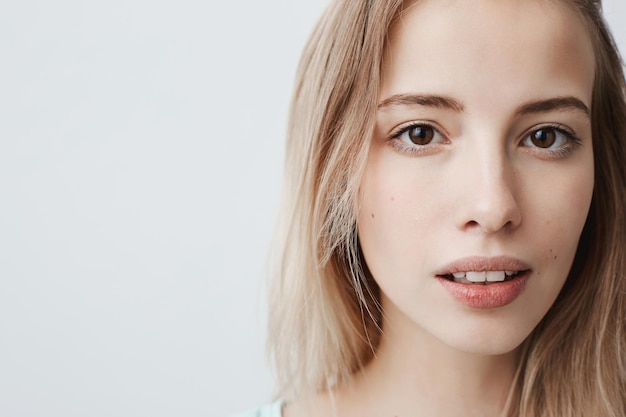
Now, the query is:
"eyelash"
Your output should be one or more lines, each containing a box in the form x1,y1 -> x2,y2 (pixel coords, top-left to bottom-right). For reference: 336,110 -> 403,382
387,122 -> 583,159
388,121 -> 446,156
520,123 -> 583,159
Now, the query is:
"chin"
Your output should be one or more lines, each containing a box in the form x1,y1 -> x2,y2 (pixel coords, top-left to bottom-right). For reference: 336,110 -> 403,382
447,337 -> 526,357
433,317 -> 535,357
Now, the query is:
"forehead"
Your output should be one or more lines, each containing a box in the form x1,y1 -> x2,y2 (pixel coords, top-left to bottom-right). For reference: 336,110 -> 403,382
381,0 -> 595,107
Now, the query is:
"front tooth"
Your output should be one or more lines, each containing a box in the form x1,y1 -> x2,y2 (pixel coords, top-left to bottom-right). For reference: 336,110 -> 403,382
486,271 -> 506,282
452,272 -> 466,279
466,271 -> 486,282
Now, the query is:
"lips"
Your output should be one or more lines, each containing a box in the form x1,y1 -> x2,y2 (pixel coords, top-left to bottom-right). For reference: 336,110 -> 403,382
435,256 -> 531,309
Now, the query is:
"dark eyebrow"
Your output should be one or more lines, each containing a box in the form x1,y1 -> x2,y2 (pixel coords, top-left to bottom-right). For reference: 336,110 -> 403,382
516,97 -> 590,118
377,94 -> 464,112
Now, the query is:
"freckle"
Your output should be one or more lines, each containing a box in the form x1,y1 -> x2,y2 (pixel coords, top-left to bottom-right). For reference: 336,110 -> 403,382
554,255 -> 558,260
371,213 -> 375,219
390,196 -> 394,202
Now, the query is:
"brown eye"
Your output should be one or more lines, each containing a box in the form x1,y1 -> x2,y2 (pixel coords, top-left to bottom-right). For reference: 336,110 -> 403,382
390,122 -> 446,153
407,125 -> 435,145
530,128 -> 557,148
521,125 -> 580,158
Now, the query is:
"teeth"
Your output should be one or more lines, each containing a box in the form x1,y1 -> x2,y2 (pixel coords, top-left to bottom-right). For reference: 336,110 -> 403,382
466,271 -> 486,282
486,271 -> 506,282
451,271 -> 518,283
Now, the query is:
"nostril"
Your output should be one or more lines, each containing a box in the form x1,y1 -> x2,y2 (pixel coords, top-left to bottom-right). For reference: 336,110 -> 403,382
464,218 -> 518,233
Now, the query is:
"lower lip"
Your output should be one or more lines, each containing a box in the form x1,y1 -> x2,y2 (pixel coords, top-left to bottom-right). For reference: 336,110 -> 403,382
436,272 -> 530,309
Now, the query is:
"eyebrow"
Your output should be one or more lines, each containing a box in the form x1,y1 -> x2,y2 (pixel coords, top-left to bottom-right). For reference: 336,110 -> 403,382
377,94 -> 464,112
515,97 -> 590,118
377,93 -> 590,119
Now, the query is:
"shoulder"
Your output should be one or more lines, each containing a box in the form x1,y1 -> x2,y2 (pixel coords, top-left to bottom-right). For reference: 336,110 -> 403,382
229,400 -> 283,417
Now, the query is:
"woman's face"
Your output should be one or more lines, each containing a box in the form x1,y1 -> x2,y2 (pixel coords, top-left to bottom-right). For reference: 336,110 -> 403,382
358,0 -> 595,354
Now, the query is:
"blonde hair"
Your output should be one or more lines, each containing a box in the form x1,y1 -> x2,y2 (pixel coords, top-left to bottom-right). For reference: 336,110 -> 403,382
268,0 -> 626,415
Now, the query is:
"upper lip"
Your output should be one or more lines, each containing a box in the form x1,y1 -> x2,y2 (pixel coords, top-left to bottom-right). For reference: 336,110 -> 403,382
434,256 -> 531,276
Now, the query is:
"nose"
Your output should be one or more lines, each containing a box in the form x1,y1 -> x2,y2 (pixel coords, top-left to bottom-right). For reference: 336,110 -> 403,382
455,146 -> 522,234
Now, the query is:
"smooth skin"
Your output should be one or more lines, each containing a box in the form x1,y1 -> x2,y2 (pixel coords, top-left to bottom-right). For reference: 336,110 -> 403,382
285,0 -> 595,416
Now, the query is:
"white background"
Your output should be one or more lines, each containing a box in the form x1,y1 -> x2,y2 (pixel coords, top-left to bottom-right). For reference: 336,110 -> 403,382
0,1 -> 624,416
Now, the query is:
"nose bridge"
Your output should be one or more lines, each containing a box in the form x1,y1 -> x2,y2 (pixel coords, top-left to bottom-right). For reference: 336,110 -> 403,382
456,136 -> 521,233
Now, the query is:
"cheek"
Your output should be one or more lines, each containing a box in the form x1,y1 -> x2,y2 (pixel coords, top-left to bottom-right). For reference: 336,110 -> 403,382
520,157 -> 594,292
358,168 -> 407,276
529,163 -> 593,249
357,151 -> 444,283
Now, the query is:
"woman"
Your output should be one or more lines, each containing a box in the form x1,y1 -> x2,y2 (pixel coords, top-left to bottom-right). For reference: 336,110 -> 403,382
236,0 -> 626,415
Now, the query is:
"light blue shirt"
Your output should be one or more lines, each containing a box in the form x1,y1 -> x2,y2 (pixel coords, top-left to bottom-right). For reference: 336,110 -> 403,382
230,401 -> 283,417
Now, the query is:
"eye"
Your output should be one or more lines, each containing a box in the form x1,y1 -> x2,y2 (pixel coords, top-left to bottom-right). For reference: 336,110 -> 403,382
528,127 -> 564,148
404,125 -> 435,145
391,122 -> 445,146
521,125 -> 582,156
